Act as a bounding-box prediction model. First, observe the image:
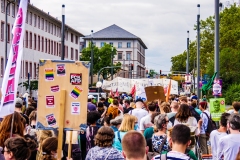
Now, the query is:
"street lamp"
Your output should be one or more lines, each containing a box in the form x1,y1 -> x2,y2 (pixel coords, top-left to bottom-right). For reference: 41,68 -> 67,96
187,31 -> 189,74
90,30 -> 93,87
111,45 -> 113,80
96,81 -> 103,99
5,0 -> 16,67
197,4 -> 201,99
61,4 -> 65,60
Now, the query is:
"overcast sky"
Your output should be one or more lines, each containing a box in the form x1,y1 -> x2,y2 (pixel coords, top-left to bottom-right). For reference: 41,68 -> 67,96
31,0 -> 234,73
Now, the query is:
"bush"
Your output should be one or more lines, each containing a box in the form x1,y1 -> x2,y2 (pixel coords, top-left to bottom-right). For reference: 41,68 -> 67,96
225,84 -> 240,105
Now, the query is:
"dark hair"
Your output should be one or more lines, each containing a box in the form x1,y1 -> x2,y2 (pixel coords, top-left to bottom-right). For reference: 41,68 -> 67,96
171,124 -> 190,145
113,99 -> 119,106
125,99 -> 130,105
4,137 -> 37,160
179,96 -> 187,103
15,103 -> 22,109
100,97 -> 106,101
155,114 -> 168,130
87,111 -> 101,125
220,113 -> 230,127
147,101 -> 157,112
88,99 -> 92,102
233,102 -> 240,112
25,106 -> 36,117
151,112 -> 161,124
228,113 -> 240,130
191,100 -> 197,108
30,103 -> 37,109
103,116 -> 110,126
40,137 -> 58,160
175,104 -> 192,123
29,111 -> 37,124
97,102 -> 104,108
95,126 -> 114,147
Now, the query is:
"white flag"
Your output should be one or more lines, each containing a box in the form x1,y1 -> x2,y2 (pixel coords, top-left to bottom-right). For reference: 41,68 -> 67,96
0,0 -> 28,117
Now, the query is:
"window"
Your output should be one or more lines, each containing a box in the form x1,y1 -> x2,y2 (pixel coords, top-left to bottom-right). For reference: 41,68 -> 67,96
12,3 -> 15,17
109,42 -> 113,46
118,42 -> 122,48
25,61 -> 28,78
75,36 -> 78,44
41,37 -> 44,52
75,49 -> 78,61
7,2 -> 10,15
34,63 -> 36,79
56,43 -> 58,56
127,42 -> 131,48
51,40 -> 53,54
1,0 -> 5,12
1,21 -> 4,41
0,57 -> 4,76
7,24 -> 9,42
71,48 -> 73,60
126,52 -> 131,60
26,11 -> 28,23
50,23 -> 53,34
48,39 -> 50,54
34,14 -> 36,27
38,35 -> 40,51
34,34 -> 36,50
118,52 -> 122,60
41,18 -> 44,30
45,38 -> 47,53
29,62 -> 32,78
54,41 -> 56,55
29,32 -> 32,48
45,20 -> 47,31
71,33 -> 73,42
65,31 -> 68,41
65,46 -> 68,58
29,12 -> 32,25
38,16 -> 40,28
48,22 -> 50,33
100,42 -> 104,47
59,43 -> 61,57
25,31 -> 28,48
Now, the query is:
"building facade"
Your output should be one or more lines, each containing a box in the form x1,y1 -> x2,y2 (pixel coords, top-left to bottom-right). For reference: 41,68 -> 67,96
83,24 -> 147,79
0,1 -> 83,94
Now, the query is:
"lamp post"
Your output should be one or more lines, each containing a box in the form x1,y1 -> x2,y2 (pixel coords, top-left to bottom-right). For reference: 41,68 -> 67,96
197,4 -> 201,99
111,45 -> 113,80
90,30 -> 93,87
5,0 -> 16,67
61,4 -> 65,60
187,31 -> 189,74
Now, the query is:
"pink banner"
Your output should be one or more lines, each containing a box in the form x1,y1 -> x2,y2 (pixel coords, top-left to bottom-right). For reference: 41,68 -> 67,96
0,0 -> 28,117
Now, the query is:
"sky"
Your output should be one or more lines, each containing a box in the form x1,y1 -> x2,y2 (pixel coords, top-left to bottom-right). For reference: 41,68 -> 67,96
31,0 -> 235,74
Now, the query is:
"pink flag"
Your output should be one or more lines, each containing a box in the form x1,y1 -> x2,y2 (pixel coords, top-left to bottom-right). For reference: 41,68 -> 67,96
0,0 -> 28,117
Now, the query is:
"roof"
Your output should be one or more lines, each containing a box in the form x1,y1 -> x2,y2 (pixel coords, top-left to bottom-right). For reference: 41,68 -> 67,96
28,4 -> 84,37
83,24 -> 147,49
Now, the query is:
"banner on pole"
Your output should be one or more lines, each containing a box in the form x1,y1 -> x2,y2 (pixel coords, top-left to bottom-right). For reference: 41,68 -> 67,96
0,0 -> 28,117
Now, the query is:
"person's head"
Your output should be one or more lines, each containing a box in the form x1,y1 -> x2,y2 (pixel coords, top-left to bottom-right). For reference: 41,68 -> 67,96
113,99 -> 119,106
175,104 -> 192,122
87,111 -> 101,125
179,96 -> 188,104
118,114 -> 137,132
191,100 -> 197,108
40,137 -> 58,160
147,101 -> 157,112
170,101 -> 179,112
135,99 -> 144,108
124,99 -> 130,107
169,124 -> 191,149
103,116 -> 110,127
25,106 -> 36,117
220,113 -> 230,128
97,102 -> 104,108
233,102 -> 240,112
88,95 -> 94,102
161,102 -> 171,113
15,98 -> 23,110
36,130 -> 54,152
94,126 -> 114,147
29,111 -> 37,127
122,131 -> 148,160
110,116 -> 122,128
4,137 -> 37,160
0,112 -> 25,147
213,100 -> 220,112
99,97 -> 106,102
199,101 -> 208,111
227,113 -> 240,132
155,114 -> 169,131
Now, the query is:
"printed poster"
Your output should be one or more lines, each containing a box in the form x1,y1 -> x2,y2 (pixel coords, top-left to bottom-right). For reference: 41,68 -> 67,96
70,86 -> 83,99
209,98 -> 226,121
46,113 -> 57,127
51,85 -> 59,92
71,102 -> 80,115
70,73 -> 82,85
57,64 -> 66,76
45,68 -> 54,81
212,79 -> 222,96
46,95 -> 55,108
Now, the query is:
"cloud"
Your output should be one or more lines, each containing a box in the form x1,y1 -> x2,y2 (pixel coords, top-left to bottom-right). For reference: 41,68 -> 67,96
31,0 -> 219,72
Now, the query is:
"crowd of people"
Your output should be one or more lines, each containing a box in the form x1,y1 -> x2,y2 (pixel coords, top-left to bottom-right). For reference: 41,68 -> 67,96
0,92 -> 240,160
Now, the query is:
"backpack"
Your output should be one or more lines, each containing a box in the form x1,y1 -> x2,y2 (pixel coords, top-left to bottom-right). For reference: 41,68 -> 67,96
189,106 -> 201,122
203,112 -> 217,136
86,126 -> 99,151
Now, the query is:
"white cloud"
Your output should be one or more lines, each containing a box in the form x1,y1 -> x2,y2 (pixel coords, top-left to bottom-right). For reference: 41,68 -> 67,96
31,0 -> 219,72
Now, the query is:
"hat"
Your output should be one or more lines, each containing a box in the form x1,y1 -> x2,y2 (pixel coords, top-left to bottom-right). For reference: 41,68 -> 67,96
88,95 -> 94,99
15,98 -> 23,105
135,98 -> 143,103
110,116 -> 122,125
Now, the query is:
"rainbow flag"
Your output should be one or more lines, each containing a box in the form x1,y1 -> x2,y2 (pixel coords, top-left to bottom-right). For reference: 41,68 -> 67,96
45,69 -> 54,81
70,86 -> 83,99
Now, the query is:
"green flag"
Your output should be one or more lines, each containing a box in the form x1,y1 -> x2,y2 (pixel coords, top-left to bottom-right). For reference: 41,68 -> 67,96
202,72 -> 217,96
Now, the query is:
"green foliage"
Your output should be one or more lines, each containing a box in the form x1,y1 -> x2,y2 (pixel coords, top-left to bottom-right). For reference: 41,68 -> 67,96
18,80 -> 38,91
171,4 -> 240,92
81,42 -> 121,79
225,84 -> 240,105
148,69 -> 158,78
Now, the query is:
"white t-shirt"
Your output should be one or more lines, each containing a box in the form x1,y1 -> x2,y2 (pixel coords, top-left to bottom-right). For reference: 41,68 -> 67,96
210,130 -> 227,160
173,116 -> 199,135
129,108 -> 148,130
217,134 -> 240,160
139,114 -> 153,131
152,151 -> 190,160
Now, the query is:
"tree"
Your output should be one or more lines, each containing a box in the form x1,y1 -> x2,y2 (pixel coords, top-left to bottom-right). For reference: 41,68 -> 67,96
148,69 -> 158,78
81,43 -> 121,79
18,80 -> 38,95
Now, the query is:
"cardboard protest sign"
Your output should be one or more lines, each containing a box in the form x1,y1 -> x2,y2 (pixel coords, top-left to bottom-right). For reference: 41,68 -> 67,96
145,86 -> 166,102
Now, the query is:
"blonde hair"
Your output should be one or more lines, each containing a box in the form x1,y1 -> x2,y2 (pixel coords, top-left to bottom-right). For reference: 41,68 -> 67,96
130,102 -> 136,108
118,114 -> 137,132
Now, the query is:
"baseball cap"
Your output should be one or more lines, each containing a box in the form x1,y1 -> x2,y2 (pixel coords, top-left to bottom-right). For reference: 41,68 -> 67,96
88,95 -> 95,99
110,116 -> 122,125
135,98 -> 143,103
15,98 -> 23,105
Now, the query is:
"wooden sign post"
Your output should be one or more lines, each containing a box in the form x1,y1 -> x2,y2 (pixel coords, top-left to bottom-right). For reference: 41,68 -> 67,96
37,60 -> 89,159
